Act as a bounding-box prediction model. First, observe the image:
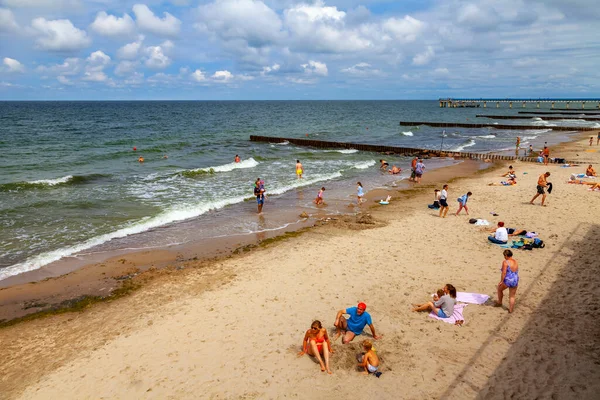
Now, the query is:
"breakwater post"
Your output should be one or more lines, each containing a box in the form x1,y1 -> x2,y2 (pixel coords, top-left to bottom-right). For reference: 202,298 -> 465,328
399,121 -> 597,131
249,136 -> 580,165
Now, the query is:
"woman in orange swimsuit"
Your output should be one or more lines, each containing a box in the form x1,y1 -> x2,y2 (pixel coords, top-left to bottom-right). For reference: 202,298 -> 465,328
298,320 -> 333,374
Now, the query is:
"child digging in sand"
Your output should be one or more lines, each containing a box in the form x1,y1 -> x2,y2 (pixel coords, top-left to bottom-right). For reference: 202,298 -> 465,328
357,340 -> 380,375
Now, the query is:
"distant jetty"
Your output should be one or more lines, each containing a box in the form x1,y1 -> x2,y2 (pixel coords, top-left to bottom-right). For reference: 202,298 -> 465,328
439,98 -> 600,109
476,114 -> 600,121
399,121 -> 596,131
517,111 -> 600,115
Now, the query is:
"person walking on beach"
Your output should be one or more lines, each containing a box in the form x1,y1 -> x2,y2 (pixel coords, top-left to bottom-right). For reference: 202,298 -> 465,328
333,302 -> 382,344
515,137 -> 521,156
439,184 -> 449,218
357,182 -> 364,204
414,159 -> 425,183
409,156 -> 418,181
455,191 -> 472,216
254,178 -> 265,214
542,146 -> 550,165
590,137 -> 594,146
295,160 -> 304,179
530,172 -> 550,206
495,250 -> 519,313
298,320 -> 333,374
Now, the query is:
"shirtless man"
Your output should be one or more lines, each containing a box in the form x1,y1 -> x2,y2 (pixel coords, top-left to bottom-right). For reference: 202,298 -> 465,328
530,172 -> 550,206
379,159 -> 389,171
295,160 -> 304,179
388,165 -> 401,174
409,156 -> 418,181
586,164 -> 596,177
542,146 -> 550,166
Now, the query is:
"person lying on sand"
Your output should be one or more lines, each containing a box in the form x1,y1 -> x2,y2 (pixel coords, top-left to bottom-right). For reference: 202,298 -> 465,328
567,180 -> 600,189
298,320 -> 333,374
388,165 -> 401,175
357,340 -> 380,375
413,284 -> 457,318
334,302 -> 382,344
489,176 -> 516,186
586,164 -> 596,177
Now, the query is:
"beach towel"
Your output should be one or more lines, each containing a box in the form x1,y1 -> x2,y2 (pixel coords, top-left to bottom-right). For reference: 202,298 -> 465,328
429,303 -> 467,324
475,219 -> 490,226
456,292 -> 490,304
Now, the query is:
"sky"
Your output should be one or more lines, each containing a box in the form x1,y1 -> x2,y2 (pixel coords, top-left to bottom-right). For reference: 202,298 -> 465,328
0,0 -> 599,100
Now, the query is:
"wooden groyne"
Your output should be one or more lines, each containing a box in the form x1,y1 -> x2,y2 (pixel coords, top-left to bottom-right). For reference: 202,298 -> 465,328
249,136 -> 579,164
518,111 -> 600,115
399,121 -> 597,131
476,115 -> 600,121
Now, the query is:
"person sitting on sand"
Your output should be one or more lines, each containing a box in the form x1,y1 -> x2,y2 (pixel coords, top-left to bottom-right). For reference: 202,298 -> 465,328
455,192 -> 472,216
495,250 -> 519,313
357,340 -> 380,375
314,187 -> 325,205
412,284 -> 457,318
334,302 -> 382,344
506,228 -> 530,237
488,221 -> 509,244
298,320 -> 333,374
379,159 -> 389,171
501,165 -> 515,177
428,189 -> 441,209
586,164 -> 596,177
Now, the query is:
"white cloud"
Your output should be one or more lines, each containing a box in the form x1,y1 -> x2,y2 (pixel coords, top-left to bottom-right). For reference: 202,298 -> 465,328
30,18 -> 91,52
3,57 -> 25,72
82,71 -> 108,82
412,46 -> 435,65
57,75 -> 72,85
0,8 -> 18,32
191,69 -> 206,81
144,41 -> 172,69
433,67 -> 450,76
132,4 -> 181,37
90,12 -> 136,38
341,62 -> 382,77
86,50 -> 111,71
124,71 -> 144,85
212,70 -> 233,82
37,57 -> 82,76
115,60 -> 139,75
195,0 -> 284,47
382,15 -> 424,43
301,60 -> 328,76
117,36 -> 144,60
513,57 -> 540,68
261,63 -> 280,76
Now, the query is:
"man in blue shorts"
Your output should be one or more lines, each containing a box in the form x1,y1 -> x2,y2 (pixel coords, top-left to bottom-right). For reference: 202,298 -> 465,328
333,302 -> 382,344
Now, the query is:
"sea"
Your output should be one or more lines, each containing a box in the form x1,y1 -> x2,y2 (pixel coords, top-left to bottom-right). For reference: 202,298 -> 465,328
1,100 -> 598,281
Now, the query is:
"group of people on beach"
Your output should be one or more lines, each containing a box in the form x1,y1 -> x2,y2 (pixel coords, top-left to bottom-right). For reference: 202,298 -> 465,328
298,302 -> 382,375
429,184 -> 472,217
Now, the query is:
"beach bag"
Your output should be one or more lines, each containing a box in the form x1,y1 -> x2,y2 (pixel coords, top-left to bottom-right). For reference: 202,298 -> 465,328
532,238 -> 545,248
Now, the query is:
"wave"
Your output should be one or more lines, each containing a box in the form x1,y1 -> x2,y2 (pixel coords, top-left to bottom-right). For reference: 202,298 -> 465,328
267,171 -> 343,196
476,135 -> 496,139
451,139 -> 476,152
180,157 -> 259,177
531,120 -> 557,127
274,141 -> 289,145
401,131 -> 414,136
325,149 -> 358,154
351,160 -> 376,170
0,174 -> 110,192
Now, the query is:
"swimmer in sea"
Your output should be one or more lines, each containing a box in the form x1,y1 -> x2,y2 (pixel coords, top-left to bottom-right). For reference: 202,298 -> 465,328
296,160 -> 304,179
388,165 -> 401,175
138,156 -> 144,163
235,154 -> 241,163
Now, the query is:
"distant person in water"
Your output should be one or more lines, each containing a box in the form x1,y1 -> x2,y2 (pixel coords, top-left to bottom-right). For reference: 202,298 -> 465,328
528,145 -> 534,156
138,156 -> 144,163
314,187 -> 325,205
414,159 -> 425,183
235,154 -> 241,163
515,137 -> 521,155
296,160 -> 304,179
409,156 -> 418,181
357,182 -> 364,204
379,159 -> 389,171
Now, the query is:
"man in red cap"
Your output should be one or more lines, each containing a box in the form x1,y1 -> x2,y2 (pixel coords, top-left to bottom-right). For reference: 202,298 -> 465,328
333,302 -> 382,344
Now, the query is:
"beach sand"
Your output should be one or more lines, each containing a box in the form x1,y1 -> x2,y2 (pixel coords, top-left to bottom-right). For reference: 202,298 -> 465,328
1,133 -> 600,399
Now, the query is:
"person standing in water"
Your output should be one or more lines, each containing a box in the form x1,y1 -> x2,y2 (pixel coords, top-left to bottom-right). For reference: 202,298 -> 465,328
296,160 -> 304,179
357,182 -> 364,204
234,155 -> 241,163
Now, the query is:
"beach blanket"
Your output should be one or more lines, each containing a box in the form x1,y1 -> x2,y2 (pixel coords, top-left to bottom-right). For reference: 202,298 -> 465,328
429,303 -> 467,324
456,292 -> 490,304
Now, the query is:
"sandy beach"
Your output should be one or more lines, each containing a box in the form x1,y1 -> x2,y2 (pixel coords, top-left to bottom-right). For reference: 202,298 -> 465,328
2,133 -> 600,399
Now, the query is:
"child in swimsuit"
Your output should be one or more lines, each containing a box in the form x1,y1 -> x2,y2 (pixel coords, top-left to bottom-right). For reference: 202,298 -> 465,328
357,182 -> 364,204
314,187 -> 325,205
358,340 -> 380,375
298,320 -> 333,374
